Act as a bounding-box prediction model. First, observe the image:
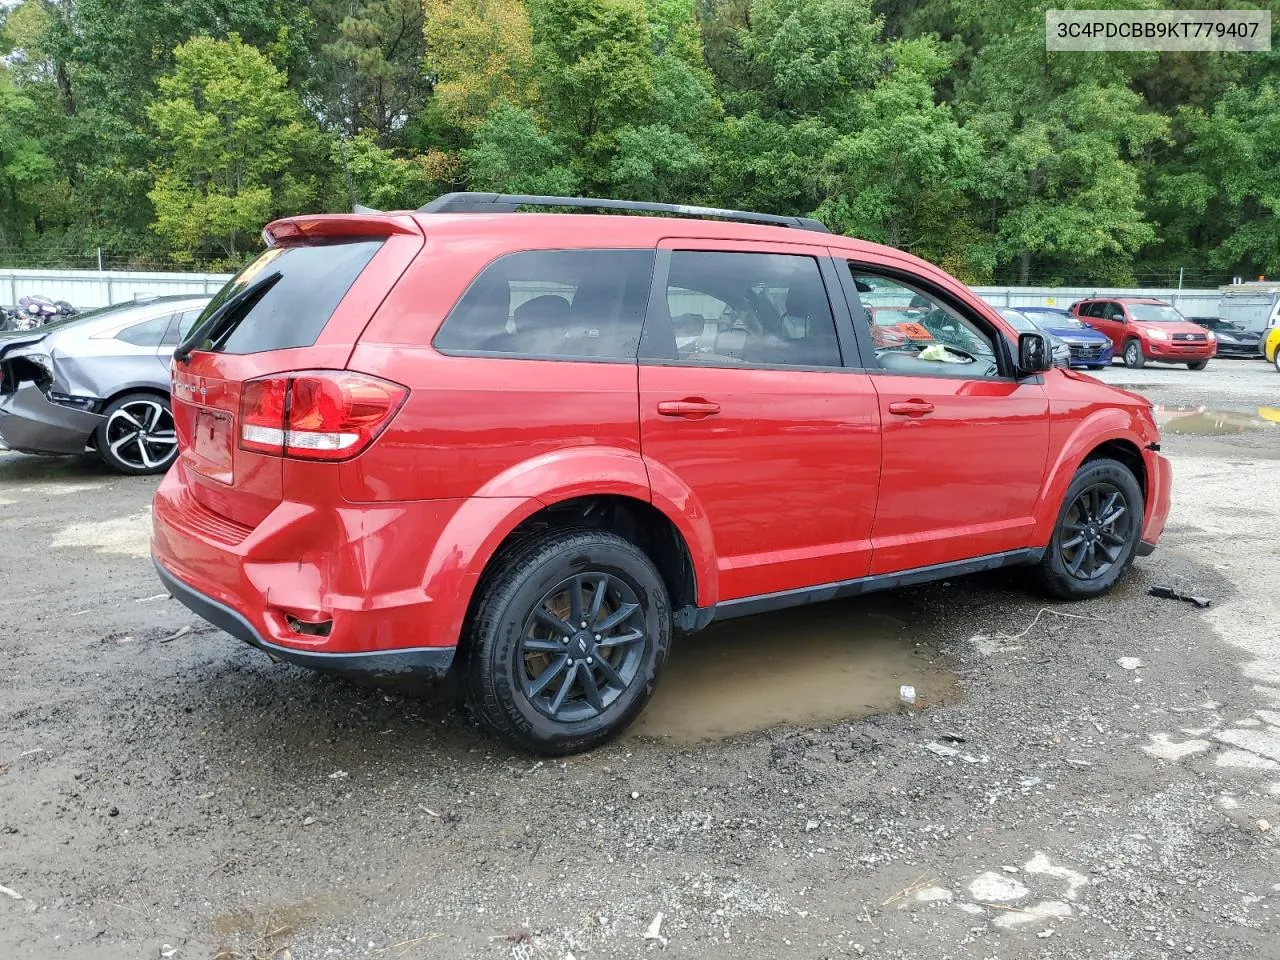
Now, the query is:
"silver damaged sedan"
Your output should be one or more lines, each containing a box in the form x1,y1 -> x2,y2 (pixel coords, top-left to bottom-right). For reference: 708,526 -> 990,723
0,296 -> 208,474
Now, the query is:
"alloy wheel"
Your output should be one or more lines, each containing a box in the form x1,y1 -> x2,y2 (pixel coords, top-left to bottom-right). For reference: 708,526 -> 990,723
518,573 -> 648,722
104,399 -> 177,471
1059,481 -> 1133,580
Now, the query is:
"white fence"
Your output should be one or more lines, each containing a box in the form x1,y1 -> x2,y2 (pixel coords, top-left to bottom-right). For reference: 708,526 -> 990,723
1,268 -> 233,309
1,267 -> 1229,317
973,285 -> 1223,318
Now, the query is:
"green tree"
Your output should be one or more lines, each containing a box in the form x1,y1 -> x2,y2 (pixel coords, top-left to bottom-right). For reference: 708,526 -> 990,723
815,39 -> 982,271
464,100 -> 579,195
314,0 -> 429,142
147,34 -> 321,264
423,0 -> 537,132
952,3 -> 1166,282
1171,80 -> 1280,277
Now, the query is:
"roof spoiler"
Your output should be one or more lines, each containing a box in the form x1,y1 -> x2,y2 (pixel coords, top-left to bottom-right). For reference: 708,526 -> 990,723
417,192 -> 831,234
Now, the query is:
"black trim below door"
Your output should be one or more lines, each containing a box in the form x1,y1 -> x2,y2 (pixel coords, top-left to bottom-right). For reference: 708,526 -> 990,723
683,548 -> 1046,628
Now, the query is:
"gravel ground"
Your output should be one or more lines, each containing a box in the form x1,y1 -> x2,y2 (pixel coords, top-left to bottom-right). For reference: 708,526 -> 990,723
2,361 -> 1279,960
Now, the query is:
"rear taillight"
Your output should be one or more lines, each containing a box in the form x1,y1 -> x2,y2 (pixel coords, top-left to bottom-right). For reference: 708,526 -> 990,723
239,370 -> 407,461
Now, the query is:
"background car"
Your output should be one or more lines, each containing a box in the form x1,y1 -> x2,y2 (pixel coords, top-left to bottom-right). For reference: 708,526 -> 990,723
1071,297 -> 1214,370
1187,316 -> 1262,358
997,308 -> 1071,367
0,295 -> 208,473
1014,306 -> 1114,369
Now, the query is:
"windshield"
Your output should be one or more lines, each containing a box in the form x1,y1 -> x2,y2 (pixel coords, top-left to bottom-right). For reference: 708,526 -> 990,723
1128,304 -> 1185,323
999,309 -> 1039,333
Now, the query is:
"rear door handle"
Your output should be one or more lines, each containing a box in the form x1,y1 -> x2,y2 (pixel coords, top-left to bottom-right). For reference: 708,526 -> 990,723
657,398 -> 721,419
887,400 -> 935,417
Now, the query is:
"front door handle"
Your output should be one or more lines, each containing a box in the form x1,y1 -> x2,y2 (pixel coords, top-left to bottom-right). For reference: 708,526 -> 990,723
888,400 -> 935,417
657,398 -> 721,419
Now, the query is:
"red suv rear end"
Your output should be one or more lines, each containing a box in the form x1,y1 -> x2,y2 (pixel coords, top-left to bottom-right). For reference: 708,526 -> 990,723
153,193 -> 1172,754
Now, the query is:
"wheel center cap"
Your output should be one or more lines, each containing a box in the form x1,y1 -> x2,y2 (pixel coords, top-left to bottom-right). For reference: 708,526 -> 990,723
571,632 -> 592,658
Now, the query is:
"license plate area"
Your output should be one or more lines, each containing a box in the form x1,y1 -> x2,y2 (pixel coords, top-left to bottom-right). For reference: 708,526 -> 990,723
190,408 -> 235,484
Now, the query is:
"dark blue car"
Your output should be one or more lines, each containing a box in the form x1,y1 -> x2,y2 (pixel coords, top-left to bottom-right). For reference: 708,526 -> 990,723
1016,306 -> 1114,369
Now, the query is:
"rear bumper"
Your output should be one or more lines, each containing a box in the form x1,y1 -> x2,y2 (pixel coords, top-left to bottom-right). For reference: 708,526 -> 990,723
151,462 -> 472,672
0,384 -> 103,455
155,557 -> 455,677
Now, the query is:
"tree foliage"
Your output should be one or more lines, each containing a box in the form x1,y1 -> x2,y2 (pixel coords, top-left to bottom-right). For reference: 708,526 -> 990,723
0,0 -> 1276,281
147,34 -> 318,264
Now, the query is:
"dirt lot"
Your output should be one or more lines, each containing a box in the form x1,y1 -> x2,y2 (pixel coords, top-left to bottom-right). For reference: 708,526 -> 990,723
2,358 -> 1279,960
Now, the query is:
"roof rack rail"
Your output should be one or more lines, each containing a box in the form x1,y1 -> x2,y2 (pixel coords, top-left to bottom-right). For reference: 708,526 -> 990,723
417,192 -> 831,234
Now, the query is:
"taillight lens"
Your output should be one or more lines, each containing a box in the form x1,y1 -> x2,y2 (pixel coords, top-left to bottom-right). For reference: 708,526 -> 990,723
238,371 -> 407,461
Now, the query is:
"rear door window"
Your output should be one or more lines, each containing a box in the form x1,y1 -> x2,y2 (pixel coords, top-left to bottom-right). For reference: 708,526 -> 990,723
116,314 -> 174,346
644,251 -> 842,368
434,249 -> 654,360
186,240 -> 384,355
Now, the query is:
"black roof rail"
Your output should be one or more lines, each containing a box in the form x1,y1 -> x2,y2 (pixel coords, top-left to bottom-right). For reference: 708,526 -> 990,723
417,192 -> 831,234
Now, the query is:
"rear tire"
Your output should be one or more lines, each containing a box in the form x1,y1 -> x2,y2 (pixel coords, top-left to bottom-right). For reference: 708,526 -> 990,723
464,529 -> 671,755
1187,360 -> 1208,370
1273,350 -> 1280,373
96,393 -> 179,475
1034,457 -> 1144,600
1123,339 -> 1145,369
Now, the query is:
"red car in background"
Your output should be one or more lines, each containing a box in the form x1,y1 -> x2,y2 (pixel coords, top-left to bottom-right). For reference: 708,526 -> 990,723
151,193 -> 1172,754
1071,297 -> 1215,370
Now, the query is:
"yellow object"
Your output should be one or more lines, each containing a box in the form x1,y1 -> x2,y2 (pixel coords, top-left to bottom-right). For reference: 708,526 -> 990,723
1264,327 -> 1280,367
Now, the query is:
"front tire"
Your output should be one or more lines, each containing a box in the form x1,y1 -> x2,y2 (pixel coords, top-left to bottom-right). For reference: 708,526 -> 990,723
1273,349 -> 1280,373
1187,360 -> 1208,370
1034,457 -> 1144,600
464,530 -> 672,755
96,393 -> 179,475
1123,339 -> 1145,369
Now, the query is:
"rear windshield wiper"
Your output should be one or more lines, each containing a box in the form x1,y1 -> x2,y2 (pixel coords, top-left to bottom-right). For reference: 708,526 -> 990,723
174,270 -> 283,365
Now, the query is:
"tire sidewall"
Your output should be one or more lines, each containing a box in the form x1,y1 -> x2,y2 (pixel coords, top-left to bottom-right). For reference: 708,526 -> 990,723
96,393 -> 177,476
1043,460 -> 1144,598
478,536 -> 670,754
1123,339 -> 1144,368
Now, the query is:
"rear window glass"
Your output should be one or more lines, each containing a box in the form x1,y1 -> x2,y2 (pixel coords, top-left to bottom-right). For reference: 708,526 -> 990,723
116,314 -> 173,346
190,240 -> 383,355
434,249 -> 654,360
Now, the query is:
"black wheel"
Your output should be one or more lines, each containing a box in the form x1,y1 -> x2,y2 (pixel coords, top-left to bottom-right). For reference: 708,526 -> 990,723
464,530 -> 671,755
96,393 -> 178,475
1187,360 -> 1208,370
1035,458 -> 1144,600
1273,350 -> 1280,373
1123,339 -> 1145,369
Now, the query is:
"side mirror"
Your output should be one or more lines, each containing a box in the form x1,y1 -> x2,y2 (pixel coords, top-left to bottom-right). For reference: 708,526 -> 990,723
1018,332 -> 1053,375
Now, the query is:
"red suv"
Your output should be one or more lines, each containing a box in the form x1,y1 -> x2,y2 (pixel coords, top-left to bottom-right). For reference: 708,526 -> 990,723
151,193 -> 1172,754
1072,297 -> 1214,370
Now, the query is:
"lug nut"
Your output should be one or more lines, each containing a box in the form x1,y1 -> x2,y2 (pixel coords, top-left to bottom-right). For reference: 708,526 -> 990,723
586,657 -> 593,665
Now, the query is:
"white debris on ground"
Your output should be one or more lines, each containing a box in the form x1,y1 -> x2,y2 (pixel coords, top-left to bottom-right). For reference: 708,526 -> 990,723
993,900 -> 1074,930
968,872 -> 1029,902
1142,733 -> 1212,762
1117,657 -> 1144,671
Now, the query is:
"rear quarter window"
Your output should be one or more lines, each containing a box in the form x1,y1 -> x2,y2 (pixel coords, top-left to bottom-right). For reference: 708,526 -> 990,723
192,240 -> 383,355
433,249 -> 655,361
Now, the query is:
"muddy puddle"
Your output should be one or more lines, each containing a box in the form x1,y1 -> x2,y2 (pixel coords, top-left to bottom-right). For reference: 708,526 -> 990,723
630,597 -> 957,743
1155,405 -> 1279,436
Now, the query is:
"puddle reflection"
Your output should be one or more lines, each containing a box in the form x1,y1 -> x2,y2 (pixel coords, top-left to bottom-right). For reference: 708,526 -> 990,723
632,597 -> 957,742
